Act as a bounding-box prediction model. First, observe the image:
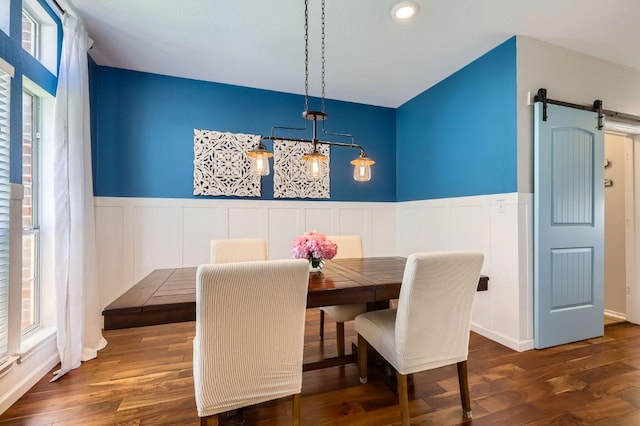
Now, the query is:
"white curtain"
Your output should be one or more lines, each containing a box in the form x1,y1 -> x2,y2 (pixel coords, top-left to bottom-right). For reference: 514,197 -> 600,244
50,14 -> 106,381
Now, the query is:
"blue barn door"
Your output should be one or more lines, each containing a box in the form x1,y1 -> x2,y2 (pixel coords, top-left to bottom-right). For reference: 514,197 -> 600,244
534,102 -> 604,349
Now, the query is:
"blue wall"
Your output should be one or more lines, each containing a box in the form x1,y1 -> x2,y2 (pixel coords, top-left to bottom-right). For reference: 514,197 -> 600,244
92,67 -> 397,201
0,0 -> 60,183
396,37 -> 517,201
3,12 -> 517,202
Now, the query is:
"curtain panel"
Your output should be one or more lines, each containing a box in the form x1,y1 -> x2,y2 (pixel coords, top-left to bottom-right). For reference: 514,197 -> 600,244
50,14 -> 105,381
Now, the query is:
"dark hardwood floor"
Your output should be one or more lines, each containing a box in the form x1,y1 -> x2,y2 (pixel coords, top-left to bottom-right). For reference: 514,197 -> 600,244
1,312 -> 639,425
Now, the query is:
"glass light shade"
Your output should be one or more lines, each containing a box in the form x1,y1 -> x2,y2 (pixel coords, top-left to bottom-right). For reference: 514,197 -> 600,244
246,143 -> 273,176
252,153 -> 271,176
350,153 -> 376,182
303,150 -> 328,179
353,162 -> 371,181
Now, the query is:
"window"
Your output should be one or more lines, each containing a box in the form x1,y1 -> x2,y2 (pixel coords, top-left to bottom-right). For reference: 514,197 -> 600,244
0,62 -> 12,358
0,0 -> 10,35
21,0 -> 57,75
21,90 -> 39,334
21,9 -> 39,59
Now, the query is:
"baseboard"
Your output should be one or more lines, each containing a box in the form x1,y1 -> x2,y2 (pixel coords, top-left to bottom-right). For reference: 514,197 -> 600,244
0,340 -> 59,414
471,322 -> 534,352
604,309 -> 626,321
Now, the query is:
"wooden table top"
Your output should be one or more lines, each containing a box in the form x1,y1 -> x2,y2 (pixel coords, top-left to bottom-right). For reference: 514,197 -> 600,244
104,257 -> 488,313
306,257 -> 407,308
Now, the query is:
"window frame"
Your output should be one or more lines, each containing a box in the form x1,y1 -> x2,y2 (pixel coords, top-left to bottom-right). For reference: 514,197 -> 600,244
21,8 -> 40,60
21,0 -> 58,76
0,59 -> 13,361
21,88 -> 40,336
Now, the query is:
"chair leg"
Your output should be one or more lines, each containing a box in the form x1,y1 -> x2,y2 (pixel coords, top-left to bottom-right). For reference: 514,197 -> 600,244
396,371 -> 410,426
357,334 -> 368,384
319,310 -> 325,340
200,415 -> 217,425
292,393 -> 301,426
336,322 -> 345,356
457,360 -> 472,418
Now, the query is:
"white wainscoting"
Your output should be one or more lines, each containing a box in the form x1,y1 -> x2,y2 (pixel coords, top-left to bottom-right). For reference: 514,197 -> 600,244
396,193 -> 534,351
95,197 -> 397,310
95,193 -> 534,352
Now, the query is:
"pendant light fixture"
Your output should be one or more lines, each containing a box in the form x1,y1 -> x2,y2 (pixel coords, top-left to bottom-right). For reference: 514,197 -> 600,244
246,0 -> 375,182
245,142 -> 273,176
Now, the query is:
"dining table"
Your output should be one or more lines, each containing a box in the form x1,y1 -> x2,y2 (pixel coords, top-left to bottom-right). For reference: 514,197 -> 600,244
102,256 -> 489,371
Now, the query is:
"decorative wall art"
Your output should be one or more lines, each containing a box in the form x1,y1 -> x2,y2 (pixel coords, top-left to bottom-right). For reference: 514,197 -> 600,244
273,139 -> 330,199
193,130 -> 262,197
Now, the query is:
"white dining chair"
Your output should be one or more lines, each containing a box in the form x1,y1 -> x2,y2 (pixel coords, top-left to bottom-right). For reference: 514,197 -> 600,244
210,238 -> 267,264
320,235 -> 366,356
355,251 -> 484,425
193,259 -> 310,426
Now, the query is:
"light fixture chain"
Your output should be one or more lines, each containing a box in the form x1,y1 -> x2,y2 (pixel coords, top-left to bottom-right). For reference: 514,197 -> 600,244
321,0 -> 326,113
254,0 -> 374,182
304,0 -> 309,113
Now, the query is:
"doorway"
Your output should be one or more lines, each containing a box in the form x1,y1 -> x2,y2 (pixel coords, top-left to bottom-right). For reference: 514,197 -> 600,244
602,119 -> 640,325
604,132 -> 631,323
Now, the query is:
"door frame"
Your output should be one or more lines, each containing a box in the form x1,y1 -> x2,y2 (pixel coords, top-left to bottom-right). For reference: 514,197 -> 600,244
628,134 -> 640,324
604,128 -> 640,324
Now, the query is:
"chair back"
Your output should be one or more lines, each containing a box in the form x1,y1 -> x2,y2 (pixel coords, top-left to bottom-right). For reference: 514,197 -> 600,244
210,238 -> 267,264
394,252 -> 484,368
193,259 -> 309,417
326,235 -> 363,259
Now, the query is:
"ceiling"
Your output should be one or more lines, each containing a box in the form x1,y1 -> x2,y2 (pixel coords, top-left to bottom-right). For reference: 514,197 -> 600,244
62,0 -> 640,108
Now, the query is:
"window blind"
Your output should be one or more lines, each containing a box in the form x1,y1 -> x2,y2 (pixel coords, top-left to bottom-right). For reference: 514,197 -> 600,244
0,69 -> 11,358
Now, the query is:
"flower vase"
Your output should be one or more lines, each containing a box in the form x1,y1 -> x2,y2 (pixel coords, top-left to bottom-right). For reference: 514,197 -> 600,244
309,258 -> 323,273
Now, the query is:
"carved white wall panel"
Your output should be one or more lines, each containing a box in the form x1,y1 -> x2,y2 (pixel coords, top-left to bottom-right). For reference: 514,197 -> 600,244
193,129 -> 261,197
273,139 -> 330,198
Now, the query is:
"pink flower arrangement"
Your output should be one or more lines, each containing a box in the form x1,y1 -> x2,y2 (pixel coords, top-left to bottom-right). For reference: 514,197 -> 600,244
291,230 -> 338,268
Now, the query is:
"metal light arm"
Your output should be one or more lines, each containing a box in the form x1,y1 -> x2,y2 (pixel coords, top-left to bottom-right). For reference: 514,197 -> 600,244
262,109 -> 367,156
260,136 -> 366,156
268,122 -> 308,139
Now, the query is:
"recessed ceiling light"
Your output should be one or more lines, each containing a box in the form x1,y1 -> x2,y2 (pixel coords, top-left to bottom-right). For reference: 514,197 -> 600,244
391,1 -> 419,21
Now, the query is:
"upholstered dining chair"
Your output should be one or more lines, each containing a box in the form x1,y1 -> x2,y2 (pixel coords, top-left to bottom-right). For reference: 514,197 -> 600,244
355,251 -> 484,425
320,235 -> 366,356
193,259 -> 310,426
210,238 -> 267,264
